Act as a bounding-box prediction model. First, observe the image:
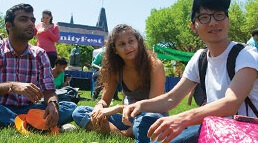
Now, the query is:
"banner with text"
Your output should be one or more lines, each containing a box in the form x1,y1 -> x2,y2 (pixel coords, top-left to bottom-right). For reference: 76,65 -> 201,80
59,32 -> 104,46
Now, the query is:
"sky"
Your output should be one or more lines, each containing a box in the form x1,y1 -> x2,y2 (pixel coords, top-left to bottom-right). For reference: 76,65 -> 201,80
0,0 -> 179,35
0,0 -> 247,35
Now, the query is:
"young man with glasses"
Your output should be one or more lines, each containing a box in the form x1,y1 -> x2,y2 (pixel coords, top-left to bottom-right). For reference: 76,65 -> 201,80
122,0 -> 258,142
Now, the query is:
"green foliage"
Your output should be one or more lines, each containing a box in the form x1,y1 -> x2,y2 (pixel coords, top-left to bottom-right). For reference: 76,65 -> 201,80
146,0 -> 257,53
56,44 -> 94,67
228,2 -> 248,42
146,0 -> 204,53
244,0 -> 258,35
0,13 -> 7,37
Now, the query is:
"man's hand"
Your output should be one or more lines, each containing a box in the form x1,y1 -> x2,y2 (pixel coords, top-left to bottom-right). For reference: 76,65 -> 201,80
11,82 -> 43,103
147,115 -> 186,143
43,102 -> 59,129
122,103 -> 141,126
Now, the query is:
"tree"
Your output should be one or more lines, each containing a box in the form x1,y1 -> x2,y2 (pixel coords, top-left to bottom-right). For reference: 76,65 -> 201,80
0,13 -> 7,37
56,43 -> 94,67
228,2 -> 247,42
146,0 -> 204,53
145,0 -> 256,52
244,0 -> 258,38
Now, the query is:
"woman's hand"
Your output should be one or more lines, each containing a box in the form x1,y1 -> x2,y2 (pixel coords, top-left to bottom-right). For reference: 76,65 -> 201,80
122,103 -> 141,126
90,106 -> 106,129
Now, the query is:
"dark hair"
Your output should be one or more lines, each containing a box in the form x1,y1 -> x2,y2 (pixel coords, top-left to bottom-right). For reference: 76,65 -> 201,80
191,0 -> 231,23
41,10 -> 53,24
252,29 -> 258,36
5,3 -> 33,33
100,24 -> 157,89
55,57 -> 68,66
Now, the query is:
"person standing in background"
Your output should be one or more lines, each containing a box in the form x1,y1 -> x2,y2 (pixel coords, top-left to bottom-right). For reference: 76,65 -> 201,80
247,29 -> 258,50
35,10 -> 60,68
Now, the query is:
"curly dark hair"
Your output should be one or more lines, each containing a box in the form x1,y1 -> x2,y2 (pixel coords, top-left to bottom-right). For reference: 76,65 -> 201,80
99,24 -> 157,89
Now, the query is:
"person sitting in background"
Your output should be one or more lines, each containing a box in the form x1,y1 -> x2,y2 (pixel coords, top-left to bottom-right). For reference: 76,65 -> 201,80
72,24 -> 166,140
35,10 -> 60,68
53,57 -> 72,89
91,49 -> 120,100
0,3 -> 76,130
82,62 -> 91,72
247,29 -> 258,50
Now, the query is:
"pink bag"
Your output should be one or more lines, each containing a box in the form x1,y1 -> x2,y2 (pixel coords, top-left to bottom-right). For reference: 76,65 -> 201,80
198,116 -> 258,143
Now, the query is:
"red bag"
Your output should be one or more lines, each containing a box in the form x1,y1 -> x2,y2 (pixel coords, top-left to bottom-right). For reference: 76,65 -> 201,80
198,116 -> 258,143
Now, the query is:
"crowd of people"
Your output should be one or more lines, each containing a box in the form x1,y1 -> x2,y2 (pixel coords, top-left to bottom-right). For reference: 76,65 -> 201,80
0,0 -> 257,142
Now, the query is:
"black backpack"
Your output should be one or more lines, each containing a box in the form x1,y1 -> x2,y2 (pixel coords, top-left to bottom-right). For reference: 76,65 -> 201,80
193,43 -> 258,117
56,86 -> 90,104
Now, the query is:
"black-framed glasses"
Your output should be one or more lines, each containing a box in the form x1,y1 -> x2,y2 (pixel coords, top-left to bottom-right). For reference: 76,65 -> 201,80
194,11 -> 228,24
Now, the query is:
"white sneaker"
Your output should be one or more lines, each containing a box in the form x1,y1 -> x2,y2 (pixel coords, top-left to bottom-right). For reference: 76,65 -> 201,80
60,123 -> 77,132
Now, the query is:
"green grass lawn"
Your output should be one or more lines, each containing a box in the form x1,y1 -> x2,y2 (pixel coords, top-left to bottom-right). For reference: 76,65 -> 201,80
0,91 -> 197,143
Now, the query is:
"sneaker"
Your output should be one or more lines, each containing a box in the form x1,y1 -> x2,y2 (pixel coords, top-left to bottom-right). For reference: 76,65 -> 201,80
60,123 -> 77,132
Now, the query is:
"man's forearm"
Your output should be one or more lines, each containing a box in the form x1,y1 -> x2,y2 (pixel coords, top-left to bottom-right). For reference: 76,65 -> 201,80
0,82 -> 13,95
139,90 -> 187,113
179,97 -> 241,127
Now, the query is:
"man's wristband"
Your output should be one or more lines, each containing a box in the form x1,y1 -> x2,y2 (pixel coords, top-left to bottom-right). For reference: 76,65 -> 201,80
49,100 -> 59,110
8,83 -> 14,93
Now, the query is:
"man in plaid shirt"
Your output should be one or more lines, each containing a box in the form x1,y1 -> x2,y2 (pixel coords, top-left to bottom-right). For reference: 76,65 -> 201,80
0,3 -> 76,129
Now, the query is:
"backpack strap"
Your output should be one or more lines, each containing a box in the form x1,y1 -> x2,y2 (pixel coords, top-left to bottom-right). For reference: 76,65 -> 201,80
245,97 -> 258,117
226,43 -> 244,80
198,48 -> 208,106
226,43 -> 257,117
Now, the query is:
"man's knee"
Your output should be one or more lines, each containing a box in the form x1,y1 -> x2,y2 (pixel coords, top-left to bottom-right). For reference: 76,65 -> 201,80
133,113 -> 163,142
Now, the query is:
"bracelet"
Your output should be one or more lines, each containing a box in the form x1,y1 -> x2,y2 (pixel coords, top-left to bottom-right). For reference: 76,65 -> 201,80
8,83 -> 13,93
49,100 -> 59,110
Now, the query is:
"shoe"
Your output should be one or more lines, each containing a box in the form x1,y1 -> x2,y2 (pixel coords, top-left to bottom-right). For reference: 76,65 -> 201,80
60,123 -> 77,132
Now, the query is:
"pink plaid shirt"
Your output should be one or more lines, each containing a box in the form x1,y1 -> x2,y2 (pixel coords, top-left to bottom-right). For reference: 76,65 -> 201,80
0,38 -> 55,106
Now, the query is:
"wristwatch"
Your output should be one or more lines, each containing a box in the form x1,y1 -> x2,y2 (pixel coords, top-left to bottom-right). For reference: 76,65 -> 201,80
49,100 -> 59,110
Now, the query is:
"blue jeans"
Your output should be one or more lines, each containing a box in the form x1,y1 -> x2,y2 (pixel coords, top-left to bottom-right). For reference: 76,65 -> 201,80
151,124 -> 201,143
133,112 -> 165,143
72,106 -> 165,142
0,101 -> 77,127
72,106 -> 132,130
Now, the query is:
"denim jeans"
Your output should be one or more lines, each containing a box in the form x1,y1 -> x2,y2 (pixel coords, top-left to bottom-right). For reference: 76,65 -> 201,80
72,106 -> 132,130
0,101 -> 77,127
133,112 -> 165,143
72,106 -> 165,142
151,124 -> 201,143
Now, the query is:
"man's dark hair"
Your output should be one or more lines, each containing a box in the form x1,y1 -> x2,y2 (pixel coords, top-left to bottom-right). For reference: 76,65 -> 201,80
252,29 -> 258,36
191,0 -> 231,23
4,3 -> 33,34
5,3 -> 34,24
42,10 -> 53,24
55,57 -> 68,66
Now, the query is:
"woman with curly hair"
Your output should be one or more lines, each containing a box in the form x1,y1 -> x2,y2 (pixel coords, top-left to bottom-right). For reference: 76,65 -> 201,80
72,24 -> 166,141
